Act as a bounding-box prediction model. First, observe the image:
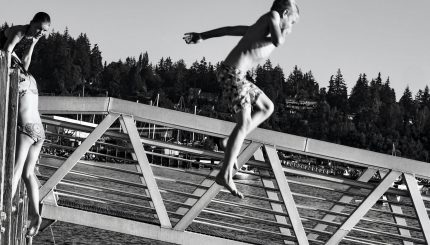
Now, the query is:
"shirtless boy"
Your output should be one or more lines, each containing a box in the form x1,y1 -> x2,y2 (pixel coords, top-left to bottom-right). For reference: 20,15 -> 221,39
184,0 -> 299,198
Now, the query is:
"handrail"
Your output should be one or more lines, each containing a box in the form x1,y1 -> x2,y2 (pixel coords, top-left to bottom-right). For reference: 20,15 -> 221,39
39,96 -> 430,179
36,95 -> 430,244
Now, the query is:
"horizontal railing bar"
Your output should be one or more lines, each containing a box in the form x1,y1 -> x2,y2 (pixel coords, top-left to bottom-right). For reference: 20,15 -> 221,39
202,208 -> 294,230
302,214 -> 424,244
287,179 -> 415,211
45,131 -> 132,150
193,217 -> 299,243
359,217 -> 422,233
151,162 -> 274,182
38,163 -> 148,189
54,189 -> 156,215
164,197 -> 297,237
163,195 -> 290,220
44,142 -> 137,163
159,186 -> 285,206
298,204 -> 421,232
55,191 -> 106,204
342,236 -> 393,245
353,227 -> 426,244
211,199 -> 289,217
41,154 -> 141,176
38,175 -> 152,202
284,167 -> 410,197
193,219 -> 248,233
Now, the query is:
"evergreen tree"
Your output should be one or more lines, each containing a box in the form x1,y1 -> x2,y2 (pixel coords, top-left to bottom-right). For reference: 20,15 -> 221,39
327,69 -> 348,112
349,74 -> 370,113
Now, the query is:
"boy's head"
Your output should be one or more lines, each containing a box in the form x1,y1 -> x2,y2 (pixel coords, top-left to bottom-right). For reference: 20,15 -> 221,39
29,12 -> 51,38
271,0 -> 300,22
31,12 -> 51,25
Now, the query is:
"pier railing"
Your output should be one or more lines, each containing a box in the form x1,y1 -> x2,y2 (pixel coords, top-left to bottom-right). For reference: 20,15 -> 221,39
35,96 -> 430,245
0,51 -> 30,245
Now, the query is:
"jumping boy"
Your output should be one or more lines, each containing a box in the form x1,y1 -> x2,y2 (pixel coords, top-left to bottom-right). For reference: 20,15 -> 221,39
183,0 -> 299,198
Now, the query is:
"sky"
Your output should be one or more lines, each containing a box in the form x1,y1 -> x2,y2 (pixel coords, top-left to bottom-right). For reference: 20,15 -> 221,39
1,0 -> 429,97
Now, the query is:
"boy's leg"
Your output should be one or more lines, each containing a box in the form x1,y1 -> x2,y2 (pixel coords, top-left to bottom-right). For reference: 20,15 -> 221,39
247,93 -> 274,133
219,93 -> 274,148
22,139 -> 44,237
215,106 -> 253,198
12,134 -> 34,197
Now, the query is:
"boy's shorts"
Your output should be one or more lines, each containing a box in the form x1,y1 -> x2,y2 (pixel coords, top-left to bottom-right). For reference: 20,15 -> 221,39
217,64 -> 263,114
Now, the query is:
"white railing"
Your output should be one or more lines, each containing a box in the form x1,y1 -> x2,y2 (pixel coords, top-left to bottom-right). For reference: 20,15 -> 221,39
37,96 -> 430,245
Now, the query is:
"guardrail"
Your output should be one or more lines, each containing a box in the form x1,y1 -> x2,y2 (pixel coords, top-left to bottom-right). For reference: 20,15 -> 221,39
36,96 -> 430,245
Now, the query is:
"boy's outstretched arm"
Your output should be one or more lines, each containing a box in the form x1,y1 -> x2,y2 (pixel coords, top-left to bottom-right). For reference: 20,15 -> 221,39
183,26 -> 249,44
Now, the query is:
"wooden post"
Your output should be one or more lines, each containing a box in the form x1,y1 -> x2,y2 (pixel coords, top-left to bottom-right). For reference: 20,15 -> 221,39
0,50 -> 9,244
0,50 -> 20,245
2,69 -> 19,245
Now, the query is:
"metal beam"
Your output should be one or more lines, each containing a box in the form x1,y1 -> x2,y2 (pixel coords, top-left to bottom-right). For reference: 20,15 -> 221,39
404,173 -> 430,243
174,142 -> 261,231
39,113 -> 119,200
121,116 -> 171,228
118,118 -> 157,220
306,139 -> 430,179
264,145 -> 309,245
308,168 -> 377,241
38,96 -> 110,114
326,170 -> 401,244
41,204 -> 249,245
254,148 -> 293,244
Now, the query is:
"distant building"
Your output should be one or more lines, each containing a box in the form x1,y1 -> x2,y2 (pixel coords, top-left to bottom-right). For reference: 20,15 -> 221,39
285,99 -> 317,113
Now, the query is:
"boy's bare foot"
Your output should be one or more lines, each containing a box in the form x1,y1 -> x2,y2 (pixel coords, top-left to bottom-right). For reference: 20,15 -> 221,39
26,215 -> 42,238
215,175 -> 244,199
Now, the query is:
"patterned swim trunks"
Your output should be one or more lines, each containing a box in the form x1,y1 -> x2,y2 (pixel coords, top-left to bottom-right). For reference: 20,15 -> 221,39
17,122 -> 45,143
217,64 -> 263,114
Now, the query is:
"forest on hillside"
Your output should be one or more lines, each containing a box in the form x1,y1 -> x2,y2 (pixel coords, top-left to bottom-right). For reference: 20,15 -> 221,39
3,24 -> 430,163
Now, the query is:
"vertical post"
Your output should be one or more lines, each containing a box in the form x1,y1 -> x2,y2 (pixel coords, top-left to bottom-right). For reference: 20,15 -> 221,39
1,68 -> 20,245
0,51 -> 9,243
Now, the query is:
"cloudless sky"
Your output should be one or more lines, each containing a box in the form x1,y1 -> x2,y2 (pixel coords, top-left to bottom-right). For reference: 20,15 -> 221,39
1,0 -> 429,97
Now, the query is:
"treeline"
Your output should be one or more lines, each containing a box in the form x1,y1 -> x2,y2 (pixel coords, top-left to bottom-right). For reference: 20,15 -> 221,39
2,25 -> 430,162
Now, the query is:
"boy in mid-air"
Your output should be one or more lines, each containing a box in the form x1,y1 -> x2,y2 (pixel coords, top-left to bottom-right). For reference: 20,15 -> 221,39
184,0 -> 299,198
